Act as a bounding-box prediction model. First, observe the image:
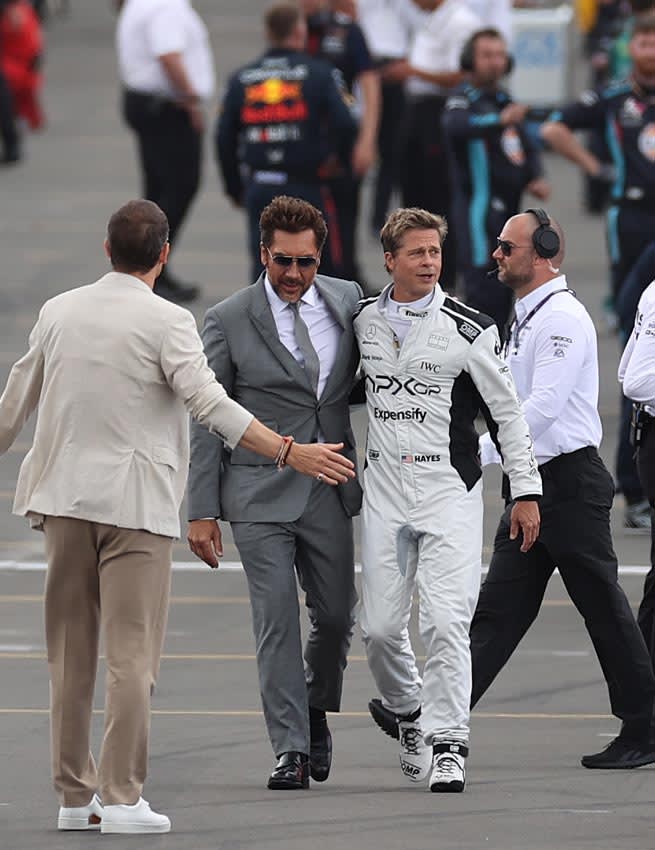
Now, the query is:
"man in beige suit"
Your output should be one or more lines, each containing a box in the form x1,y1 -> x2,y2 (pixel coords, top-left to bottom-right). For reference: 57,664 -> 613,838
0,199 -> 354,835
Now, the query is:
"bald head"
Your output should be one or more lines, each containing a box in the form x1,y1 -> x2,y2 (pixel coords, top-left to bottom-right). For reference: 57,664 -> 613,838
492,211 -> 566,297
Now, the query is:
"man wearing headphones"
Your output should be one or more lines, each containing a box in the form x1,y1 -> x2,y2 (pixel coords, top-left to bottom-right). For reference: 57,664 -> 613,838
371,209 -> 655,769
442,28 -> 550,332
473,210 -> 655,769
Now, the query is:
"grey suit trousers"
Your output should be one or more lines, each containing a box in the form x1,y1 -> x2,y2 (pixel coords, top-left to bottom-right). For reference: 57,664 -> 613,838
231,479 -> 357,756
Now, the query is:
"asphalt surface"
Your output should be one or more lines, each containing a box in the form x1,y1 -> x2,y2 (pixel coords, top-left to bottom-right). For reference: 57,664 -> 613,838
1,4 -> 655,849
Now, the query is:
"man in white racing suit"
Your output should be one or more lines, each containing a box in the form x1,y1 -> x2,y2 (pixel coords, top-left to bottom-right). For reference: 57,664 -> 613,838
353,207 -> 542,793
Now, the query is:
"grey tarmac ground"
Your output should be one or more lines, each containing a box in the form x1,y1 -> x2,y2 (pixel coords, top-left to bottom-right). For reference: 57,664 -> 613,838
1,3 -> 655,849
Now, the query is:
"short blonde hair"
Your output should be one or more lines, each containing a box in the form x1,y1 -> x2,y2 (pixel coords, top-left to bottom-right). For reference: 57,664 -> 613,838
380,208 -> 448,257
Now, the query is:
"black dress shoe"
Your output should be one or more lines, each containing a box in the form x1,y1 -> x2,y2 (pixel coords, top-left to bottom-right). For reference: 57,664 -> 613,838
154,271 -> 200,303
581,735 -> 655,769
267,751 -> 309,790
309,718 -> 332,782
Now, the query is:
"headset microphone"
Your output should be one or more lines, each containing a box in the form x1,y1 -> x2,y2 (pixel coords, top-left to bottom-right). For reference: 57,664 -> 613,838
486,268 -> 499,277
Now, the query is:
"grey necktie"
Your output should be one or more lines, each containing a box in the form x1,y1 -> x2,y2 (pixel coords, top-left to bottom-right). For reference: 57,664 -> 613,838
289,300 -> 320,394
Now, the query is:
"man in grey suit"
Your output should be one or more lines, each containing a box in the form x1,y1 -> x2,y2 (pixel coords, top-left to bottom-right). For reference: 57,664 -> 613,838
187,195 -> 362,790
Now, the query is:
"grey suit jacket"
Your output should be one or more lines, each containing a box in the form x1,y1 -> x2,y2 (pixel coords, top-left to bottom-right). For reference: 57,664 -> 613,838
188,274 -> 363,523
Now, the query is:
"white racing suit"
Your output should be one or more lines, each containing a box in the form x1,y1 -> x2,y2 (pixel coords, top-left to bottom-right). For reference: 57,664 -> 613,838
354,283 -> 541,745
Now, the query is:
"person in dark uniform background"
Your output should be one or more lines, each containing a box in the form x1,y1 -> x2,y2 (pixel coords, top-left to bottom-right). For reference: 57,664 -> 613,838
216,1 -> 357,283
302,0 -> 380,284
541,12 -> 655,529
443,28 -> 550,331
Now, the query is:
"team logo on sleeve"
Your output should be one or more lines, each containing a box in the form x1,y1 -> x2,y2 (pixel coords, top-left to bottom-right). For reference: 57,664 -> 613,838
638,124 -> 655,162
500,127 -> 525,166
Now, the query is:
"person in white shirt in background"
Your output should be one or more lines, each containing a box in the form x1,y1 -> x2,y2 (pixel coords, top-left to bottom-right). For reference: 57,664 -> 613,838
115,0 -> 214,303
357,0 -> 412,232
474,209 -> 655,769
380,0 -> 481,293
463,0 -> 513,43
619,277 -> 655,670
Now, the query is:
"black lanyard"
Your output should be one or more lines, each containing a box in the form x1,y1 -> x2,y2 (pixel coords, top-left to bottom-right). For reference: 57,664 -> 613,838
506,288 -> 577,356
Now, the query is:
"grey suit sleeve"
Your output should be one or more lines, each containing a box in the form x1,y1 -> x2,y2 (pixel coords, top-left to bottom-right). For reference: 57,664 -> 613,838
187,308 -> 235,520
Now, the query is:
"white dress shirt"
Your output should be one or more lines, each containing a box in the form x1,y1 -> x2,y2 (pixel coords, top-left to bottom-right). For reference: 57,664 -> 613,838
264,276 -> 342,399
407,0 -> 481,96
619,278 -> 655,416
480,275 -> 603,466
116,0 -> 215,99
357,0 -> 412,60
463,0 -> 513,44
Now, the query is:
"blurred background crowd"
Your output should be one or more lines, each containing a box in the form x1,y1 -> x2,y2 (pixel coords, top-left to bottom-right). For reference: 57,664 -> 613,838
2,0 -> 655,531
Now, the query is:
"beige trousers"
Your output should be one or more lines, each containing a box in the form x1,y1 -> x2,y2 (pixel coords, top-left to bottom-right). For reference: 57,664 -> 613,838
43,516 -> 172,806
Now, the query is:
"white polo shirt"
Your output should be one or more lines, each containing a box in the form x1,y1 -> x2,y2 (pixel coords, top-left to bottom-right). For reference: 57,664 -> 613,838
619,278 -> 655,416
463,0 -> 513,44
116,0 -> 215,99
357,0 -> 412,60
406,0 -> 480,97
480,275 -> 603,466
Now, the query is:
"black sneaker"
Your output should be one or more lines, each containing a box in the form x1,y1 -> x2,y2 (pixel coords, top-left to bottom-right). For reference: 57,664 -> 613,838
154,271 -> 200,304
581,735 -> 655,769
368,698 -> 400,740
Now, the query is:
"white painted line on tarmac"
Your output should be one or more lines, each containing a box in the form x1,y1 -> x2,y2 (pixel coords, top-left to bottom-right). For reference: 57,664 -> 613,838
557,810 -> 611,815
0,561 -> 650,575
0,644 -> 41,652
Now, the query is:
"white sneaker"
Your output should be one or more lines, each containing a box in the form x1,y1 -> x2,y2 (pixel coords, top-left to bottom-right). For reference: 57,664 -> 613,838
57,793 -> 103,830
429,742 -> 468,793
100,797 -> 171,834
398,712 -> 432,784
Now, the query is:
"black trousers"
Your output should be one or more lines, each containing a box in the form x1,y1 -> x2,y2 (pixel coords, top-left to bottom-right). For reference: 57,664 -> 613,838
323,171 -> 362,282
122,90 -> 202,248
636,419 -> 655,665
0,68 -> 19,159
371,74 -> 405,232
471,447 -> 655,734
399,96 -> 456,292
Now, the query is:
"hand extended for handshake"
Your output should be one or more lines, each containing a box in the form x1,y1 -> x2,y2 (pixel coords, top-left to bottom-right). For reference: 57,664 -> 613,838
188,441 -> 354,568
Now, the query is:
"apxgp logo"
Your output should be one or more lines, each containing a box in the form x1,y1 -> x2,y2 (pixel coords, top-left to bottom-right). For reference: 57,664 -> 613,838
366,374 -> 441,396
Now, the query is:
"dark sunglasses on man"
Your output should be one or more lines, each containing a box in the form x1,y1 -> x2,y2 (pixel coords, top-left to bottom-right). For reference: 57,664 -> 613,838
496,238 -> 518,257
266,247 -> 319,269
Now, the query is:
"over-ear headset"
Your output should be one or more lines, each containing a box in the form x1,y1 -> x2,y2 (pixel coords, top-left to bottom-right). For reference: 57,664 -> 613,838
460,28 -> 514,75
525,208 -> 560,259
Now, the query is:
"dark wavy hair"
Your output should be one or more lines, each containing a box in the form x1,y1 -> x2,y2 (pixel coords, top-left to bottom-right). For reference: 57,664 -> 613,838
259,195 -> 328,251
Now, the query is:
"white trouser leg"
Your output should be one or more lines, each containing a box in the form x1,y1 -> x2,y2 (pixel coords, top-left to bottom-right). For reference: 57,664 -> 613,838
359,500 -> 422,716
417,483 -> 483,743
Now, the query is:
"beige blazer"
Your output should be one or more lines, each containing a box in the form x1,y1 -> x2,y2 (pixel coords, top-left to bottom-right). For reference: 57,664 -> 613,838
0,272 -> 253,538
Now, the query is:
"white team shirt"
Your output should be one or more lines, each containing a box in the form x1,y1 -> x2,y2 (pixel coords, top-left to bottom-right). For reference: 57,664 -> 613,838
116,0 -> 215,99
406,0 -> 481,97
480,275 -> 603,466
264,276 -> 342,399
463,0 -> 513,44
619,278 -> 655,416
357,0 -> 412,59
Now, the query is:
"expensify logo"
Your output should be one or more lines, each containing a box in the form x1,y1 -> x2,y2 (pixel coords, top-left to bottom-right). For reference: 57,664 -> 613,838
374,408 -> 427,423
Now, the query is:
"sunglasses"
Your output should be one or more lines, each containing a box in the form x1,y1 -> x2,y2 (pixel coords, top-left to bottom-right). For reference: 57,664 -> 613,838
496,238 -> 516,256
266,247 -> 318,269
